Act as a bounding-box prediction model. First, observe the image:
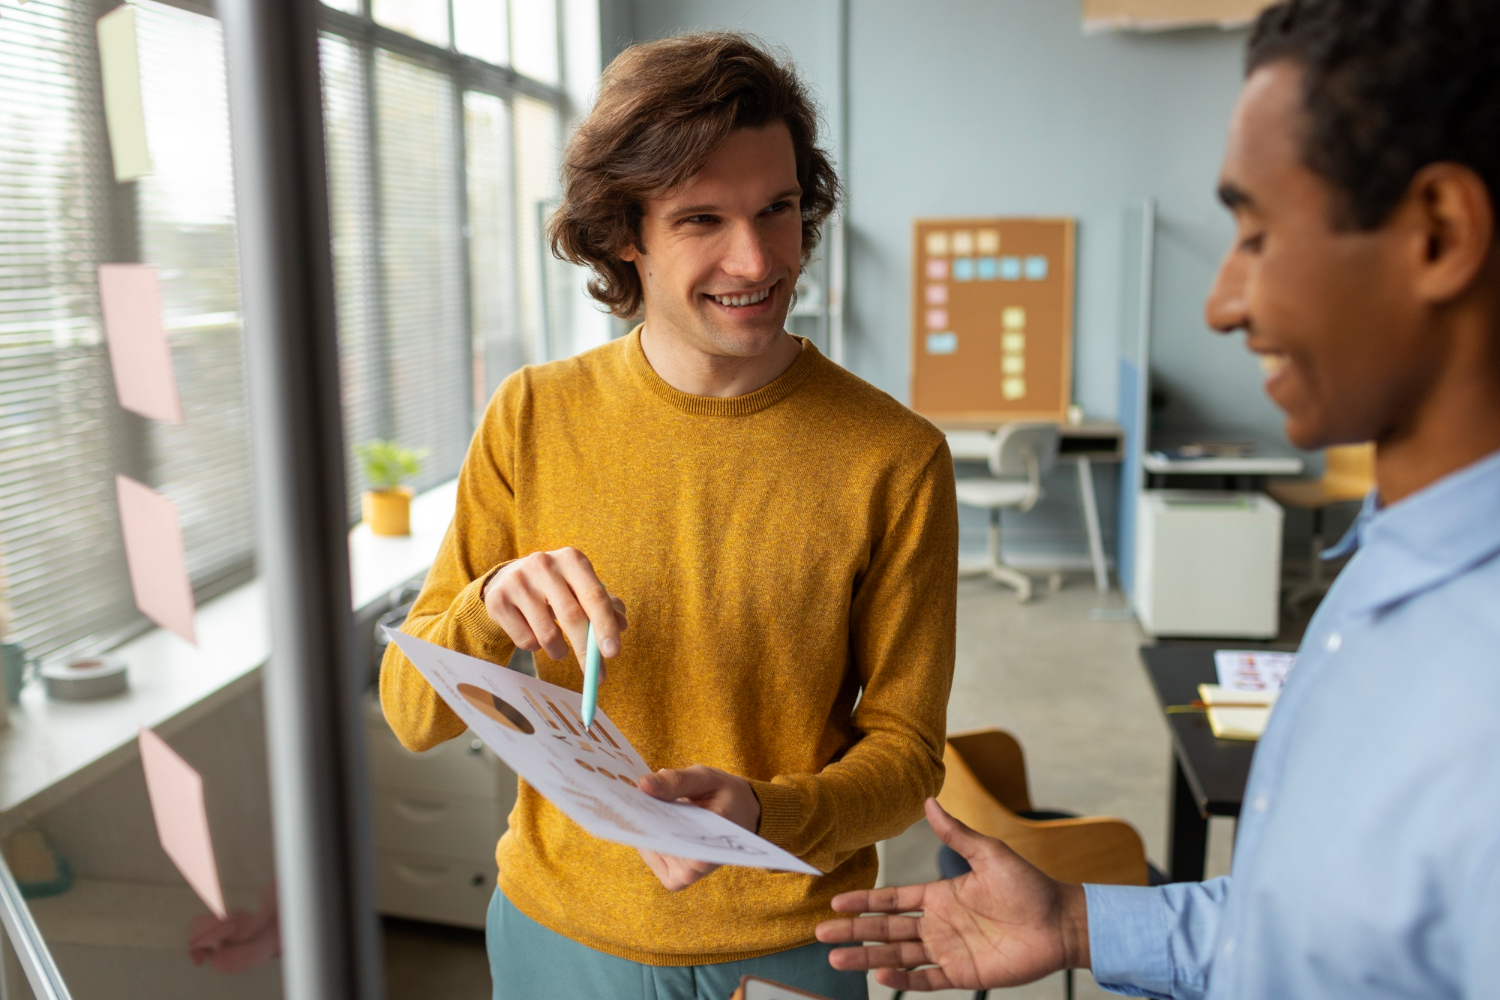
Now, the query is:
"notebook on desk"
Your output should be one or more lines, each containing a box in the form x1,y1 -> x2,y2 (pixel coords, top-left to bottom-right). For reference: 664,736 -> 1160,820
1198,684 -> 1279,741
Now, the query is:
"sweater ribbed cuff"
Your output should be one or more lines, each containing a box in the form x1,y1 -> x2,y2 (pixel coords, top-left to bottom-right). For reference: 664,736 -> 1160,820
451,563 -> 518,661
747,778 -> 809,861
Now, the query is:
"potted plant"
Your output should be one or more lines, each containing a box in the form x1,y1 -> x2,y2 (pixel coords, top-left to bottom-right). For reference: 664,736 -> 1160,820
356,440 -> 426,536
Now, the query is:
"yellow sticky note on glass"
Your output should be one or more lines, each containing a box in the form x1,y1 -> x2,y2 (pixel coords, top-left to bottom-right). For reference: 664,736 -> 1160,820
97,5 -> 153,182
1002,307 -> 1026,330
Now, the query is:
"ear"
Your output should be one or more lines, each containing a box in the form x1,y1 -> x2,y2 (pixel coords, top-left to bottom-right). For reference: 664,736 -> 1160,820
1405,163 -> 1495,305
619,244 -> 640,263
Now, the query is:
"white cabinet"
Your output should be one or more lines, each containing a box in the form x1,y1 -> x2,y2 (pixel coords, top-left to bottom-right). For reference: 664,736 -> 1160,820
1134,490 -> 1283,639
365,693 -> 516,928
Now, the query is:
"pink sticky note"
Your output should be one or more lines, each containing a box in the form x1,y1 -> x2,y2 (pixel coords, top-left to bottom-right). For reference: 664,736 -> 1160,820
139,727 -> 227,918
925,258 -> 948,280
925,283 -> 948,306
116,475 -> 197,645
925,308 -> 949,330
98,264 -> 184,423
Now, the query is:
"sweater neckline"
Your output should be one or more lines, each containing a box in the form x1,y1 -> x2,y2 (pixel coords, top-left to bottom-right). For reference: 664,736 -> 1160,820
625,325 -> 818,417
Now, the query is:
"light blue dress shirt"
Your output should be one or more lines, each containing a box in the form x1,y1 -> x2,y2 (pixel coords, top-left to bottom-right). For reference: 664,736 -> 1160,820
1085,448 -> 1500,999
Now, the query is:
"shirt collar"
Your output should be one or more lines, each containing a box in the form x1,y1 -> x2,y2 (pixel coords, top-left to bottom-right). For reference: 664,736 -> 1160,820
1324,447 -> 1500,615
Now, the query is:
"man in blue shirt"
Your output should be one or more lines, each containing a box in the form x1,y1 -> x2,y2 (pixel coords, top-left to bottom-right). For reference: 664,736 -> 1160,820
814,0 -> 1500,996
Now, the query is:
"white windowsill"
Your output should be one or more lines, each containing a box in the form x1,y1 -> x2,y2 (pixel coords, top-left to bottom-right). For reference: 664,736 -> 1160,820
0,479 -> 459,818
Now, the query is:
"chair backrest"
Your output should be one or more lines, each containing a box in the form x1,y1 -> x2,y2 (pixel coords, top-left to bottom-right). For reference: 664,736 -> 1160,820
939,729 -> 1149,886
1322,442 -> 1374,501
989,423 -> 1060,481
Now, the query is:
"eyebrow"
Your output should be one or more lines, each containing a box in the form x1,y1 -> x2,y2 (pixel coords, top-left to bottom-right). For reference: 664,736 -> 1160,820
1218,182 -> 1255,210
666,188 -> 803,220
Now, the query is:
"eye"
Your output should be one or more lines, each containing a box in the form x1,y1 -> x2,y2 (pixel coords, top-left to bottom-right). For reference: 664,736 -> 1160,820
684,214 -> 719,225
761,200 -> 791,216
1238,232 -> 1265,253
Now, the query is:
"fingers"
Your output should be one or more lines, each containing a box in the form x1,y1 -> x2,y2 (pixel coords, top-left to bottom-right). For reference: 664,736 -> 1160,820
829,883 -> 930,915
552,548 -> 623,657
825,940 -> 931,972
815,913 -> 923,945
485,549 -> 626,665
638,847 -> 719,891
873,966 -> 955,993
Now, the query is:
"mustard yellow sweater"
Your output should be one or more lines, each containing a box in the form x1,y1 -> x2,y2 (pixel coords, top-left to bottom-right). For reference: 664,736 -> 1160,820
380,329 -> 957,965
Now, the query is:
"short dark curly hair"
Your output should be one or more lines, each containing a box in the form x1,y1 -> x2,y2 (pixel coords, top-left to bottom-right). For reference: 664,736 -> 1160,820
548,32 -> 841,319
1247,0 -> 1500,231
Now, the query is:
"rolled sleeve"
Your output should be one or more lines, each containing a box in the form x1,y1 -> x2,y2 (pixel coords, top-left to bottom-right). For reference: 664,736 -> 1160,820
1085,877 -> 1233,1000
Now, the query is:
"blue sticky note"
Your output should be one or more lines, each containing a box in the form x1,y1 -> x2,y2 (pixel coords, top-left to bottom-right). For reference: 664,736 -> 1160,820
1025,255 -> 1049,280
976,256 -> 998,280
926,331 -> 958,355
999,256 -> 1022,280
952,257 -> 975,281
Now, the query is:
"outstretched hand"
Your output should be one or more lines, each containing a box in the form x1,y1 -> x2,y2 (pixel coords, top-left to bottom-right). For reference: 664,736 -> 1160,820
814,798 -> 1090,993
636,765 -> 761,891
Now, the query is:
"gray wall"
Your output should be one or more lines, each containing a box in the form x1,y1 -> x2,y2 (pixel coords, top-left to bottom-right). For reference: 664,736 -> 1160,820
623,1 -> 1306,564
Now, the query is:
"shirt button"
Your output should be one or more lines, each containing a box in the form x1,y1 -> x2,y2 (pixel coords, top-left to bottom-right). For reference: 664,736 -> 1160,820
1326,632 -> 1343,651
1253,794 -> 1269,812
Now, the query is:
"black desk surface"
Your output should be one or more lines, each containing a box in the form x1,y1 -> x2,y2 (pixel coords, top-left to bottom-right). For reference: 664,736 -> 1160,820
1139,644 -> 1257,818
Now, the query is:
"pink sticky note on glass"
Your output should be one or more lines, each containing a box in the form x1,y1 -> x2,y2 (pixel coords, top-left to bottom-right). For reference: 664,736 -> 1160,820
925,258 -> 948,280
116,475 -> 197,645
139,727 -> 226,918
925,283 -> 948,306
98,263 -> 184,423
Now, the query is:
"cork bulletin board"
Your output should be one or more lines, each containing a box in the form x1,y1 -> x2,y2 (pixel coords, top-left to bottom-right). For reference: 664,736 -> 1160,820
910,217 -> 1075,427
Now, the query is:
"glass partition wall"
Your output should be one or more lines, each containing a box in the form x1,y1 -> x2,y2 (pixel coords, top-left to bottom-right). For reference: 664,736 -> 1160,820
0,0 -> 578,995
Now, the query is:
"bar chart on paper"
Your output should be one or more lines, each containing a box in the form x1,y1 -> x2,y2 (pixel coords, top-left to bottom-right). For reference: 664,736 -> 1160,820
384,630 -> 819,875
910,217 -> 1075,426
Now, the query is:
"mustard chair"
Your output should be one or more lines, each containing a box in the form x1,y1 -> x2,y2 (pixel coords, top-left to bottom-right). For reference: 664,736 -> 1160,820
891,729 -> 1163,1000
1267,442 -> 1374,606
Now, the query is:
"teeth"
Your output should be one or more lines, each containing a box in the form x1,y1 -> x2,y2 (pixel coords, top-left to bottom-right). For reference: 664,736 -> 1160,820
712,288 -> 770,307
1258,353 -> 1288,376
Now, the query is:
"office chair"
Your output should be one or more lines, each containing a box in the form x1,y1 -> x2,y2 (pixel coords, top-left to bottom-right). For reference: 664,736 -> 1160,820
892,728 -> 1164,1000
1267,442 -> 1374,608
954,423 -> 1060,602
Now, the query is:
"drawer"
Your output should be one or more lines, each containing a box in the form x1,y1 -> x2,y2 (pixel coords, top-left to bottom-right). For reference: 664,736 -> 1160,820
373,788 -> 505,860
375,849 -> 494,929
367,722 -> 512,797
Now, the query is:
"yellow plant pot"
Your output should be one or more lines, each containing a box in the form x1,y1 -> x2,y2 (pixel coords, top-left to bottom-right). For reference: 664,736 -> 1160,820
363,487 -> 412,536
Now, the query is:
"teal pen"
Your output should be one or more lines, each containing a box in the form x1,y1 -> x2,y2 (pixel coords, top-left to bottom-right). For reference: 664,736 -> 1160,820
581,622 -> 602,731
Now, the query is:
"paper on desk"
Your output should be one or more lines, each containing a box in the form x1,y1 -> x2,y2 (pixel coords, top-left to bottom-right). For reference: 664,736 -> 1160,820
97,5 -> 153,183
116,475 -> 197,644
1214,650 -> 1295,694
98,264 -> 183,422
139,727 -> 227,918
1197,684 -> 1278,741
384,629 -> 820,875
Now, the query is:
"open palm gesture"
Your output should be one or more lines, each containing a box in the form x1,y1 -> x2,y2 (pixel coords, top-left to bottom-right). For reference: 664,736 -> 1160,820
815,798 -> 1090,993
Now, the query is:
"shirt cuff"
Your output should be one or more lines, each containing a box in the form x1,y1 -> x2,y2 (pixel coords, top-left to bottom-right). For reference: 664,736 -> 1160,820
1085,883 -> 1176,1000
746,779 -> 807,858
449,563 -> 518,660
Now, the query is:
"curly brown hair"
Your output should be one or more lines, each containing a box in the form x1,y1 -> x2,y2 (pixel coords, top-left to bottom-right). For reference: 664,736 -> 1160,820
548,32 -> 842,319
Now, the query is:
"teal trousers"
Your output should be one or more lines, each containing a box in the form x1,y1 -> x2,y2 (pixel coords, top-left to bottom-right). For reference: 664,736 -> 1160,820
486,890 -> 868,1000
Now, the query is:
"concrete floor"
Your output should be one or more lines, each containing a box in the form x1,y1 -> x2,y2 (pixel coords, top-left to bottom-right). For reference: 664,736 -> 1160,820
383,576 -> 1242,999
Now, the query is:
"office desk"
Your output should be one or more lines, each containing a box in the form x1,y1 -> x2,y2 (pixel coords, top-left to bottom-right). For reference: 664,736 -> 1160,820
1143,450 -> 1303,490
946,422 -> 1123,592
1139,644 -> 1257,882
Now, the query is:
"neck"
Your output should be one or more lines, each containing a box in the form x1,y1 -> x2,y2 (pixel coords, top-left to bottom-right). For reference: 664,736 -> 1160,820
1376,313 -> 1500,504
637,322 -> 802,398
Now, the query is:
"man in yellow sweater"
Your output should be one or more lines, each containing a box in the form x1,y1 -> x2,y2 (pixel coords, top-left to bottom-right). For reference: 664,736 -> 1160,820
380,32 -> 957,1000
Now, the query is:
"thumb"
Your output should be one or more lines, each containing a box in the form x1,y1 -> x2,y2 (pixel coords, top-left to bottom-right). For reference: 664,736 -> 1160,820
640,765 -> 719,802
925,797 -> 995,868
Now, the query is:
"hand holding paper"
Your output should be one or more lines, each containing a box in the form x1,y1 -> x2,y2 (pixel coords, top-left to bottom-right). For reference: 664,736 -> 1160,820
637,765 -> 763,891
384,629 -> 818,876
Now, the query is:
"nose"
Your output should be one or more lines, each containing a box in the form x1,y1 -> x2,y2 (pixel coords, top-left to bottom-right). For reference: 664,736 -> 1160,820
1205,244 -> 1249,335
720,219 -> 774,282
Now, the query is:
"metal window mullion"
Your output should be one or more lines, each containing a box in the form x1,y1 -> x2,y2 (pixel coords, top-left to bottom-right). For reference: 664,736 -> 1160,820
360,37 -> 393,444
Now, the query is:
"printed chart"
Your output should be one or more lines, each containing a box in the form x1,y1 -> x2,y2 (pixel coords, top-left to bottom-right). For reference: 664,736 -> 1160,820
384,629 -> 819,875
910,217 -> 1075,426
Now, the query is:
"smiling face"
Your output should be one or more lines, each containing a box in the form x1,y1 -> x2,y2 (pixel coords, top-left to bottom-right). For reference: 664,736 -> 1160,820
1205,62 -> 1448,450
622,123 -> 803,361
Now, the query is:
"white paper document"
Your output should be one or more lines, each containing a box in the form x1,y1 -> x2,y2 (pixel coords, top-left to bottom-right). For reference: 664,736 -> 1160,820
384,629 -> 819,875
1214,650 -> 1296,694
